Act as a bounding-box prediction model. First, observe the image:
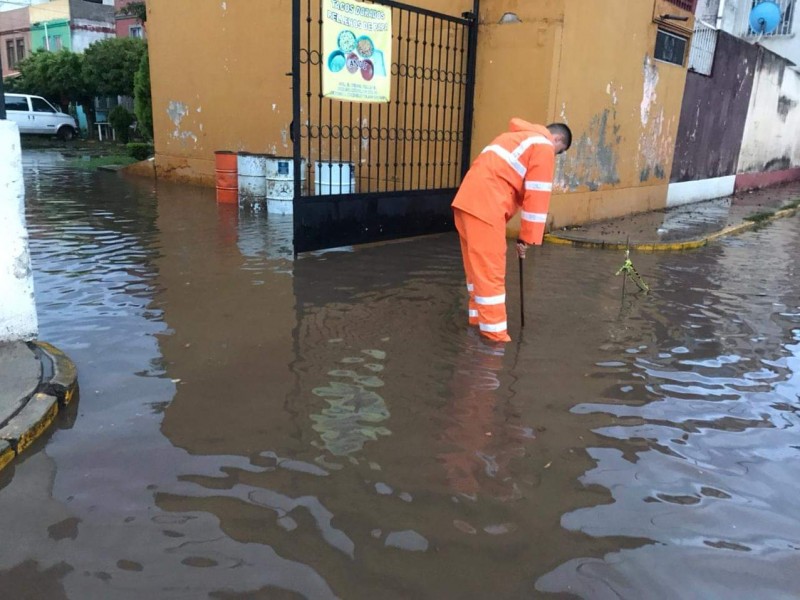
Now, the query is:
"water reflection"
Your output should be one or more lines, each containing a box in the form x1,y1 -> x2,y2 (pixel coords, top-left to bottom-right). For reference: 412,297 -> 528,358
310,347 -> 391,457
537,220 -> 800,597
236,210 -> 294,268
439,335 -> 532,503
4,150 -> 800,598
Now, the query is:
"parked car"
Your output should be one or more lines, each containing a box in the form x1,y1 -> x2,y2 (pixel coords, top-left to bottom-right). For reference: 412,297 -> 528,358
3,93 -> 79,140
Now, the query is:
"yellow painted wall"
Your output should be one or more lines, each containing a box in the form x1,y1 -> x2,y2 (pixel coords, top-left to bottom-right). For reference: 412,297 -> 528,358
147,0 -> 295,185
147,0 -> 472,186
29,0 -> 70,23
470,0 -> 564,162
485,0 -> 692,236
548,0 -> 690,228
147,0 -> 690,228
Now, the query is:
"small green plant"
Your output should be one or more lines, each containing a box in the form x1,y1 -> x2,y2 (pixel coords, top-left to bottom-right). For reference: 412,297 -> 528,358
616,246 -> 649,293
127,142 -> 154,161
108,105 -> 134,143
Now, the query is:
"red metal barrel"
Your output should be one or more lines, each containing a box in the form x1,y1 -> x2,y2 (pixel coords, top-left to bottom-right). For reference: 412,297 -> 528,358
214,151 -> 238,204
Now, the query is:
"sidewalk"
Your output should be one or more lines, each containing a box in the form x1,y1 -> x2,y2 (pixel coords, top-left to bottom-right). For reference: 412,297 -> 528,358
546,181 -> 800,250
0,341 -> 78,473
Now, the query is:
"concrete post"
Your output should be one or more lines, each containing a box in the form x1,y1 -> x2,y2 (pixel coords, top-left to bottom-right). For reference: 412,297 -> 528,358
0,120 -> 38,342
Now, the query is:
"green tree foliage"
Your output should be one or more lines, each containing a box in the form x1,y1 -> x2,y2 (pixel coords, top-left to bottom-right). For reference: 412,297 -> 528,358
7,39 -> 150,139
109,105 -> 134,143
6,49 -> 95,136
7,49 -> 94,110
118,1 -> 147,23
133,50 -> 153,140
84,37 -> 147,98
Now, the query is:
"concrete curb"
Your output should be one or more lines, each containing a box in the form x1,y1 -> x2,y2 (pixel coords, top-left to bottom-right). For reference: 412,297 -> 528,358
0,342 -> 78,474
544,205 -> 799,251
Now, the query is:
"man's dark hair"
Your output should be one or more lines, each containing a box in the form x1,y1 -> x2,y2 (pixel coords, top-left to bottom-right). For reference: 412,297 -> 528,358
546,123 -> 572,151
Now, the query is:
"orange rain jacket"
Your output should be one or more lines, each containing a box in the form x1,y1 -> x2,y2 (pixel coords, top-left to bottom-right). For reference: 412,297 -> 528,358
452,119 -> 556,245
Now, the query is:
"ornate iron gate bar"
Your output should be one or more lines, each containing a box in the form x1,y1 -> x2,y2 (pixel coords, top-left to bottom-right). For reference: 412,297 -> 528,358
292,0 -> 479,254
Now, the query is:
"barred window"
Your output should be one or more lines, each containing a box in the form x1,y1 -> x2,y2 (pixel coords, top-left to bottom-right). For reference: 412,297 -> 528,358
688,20 -> 717,75
5,40 -> 15,69
664,0 -> 698,12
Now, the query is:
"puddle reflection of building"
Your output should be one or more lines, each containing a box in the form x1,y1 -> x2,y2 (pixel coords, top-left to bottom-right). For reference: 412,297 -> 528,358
154,183 -> 298,457
310,349 -> 392,457
153,217 -> 665,597
235,209 -> 295,265
6,168 -> 331,598
288,236 -> 464,474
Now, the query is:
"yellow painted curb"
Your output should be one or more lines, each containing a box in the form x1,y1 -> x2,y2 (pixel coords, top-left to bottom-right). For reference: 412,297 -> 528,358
544,206 -> 798,251
0,342 -> 78,474
33,341 -> 79,406
0,443 -> 14,472
63,386 -> 77,407
5,394 -> 60,455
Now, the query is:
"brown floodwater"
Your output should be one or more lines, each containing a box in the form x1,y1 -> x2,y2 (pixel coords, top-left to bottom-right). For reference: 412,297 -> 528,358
1,149 -> 799,599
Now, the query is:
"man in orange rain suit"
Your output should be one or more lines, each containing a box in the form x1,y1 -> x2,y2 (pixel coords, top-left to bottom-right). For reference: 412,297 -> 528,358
452,120 -> 572,343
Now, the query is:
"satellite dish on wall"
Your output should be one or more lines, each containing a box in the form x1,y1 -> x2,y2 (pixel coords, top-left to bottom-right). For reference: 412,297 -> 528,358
749,1 -> 782,34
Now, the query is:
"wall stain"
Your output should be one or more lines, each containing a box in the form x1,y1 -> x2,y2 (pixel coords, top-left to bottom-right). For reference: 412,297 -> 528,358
556,109 -> 621,192
167,101 -> 199,146
637,56 -> 672,182
498,12 -> 522,24
764,156 -> 790,171
640,55 -> 659,126
13,250 -> 32,280
777,95 -> 798,121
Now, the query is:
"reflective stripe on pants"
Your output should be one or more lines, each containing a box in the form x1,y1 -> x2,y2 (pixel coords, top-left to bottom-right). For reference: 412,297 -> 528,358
454,208 -> 511,343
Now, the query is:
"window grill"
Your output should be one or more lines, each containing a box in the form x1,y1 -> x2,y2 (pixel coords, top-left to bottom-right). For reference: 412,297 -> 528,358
664,0 -> 698,12
688,20 -> 718,75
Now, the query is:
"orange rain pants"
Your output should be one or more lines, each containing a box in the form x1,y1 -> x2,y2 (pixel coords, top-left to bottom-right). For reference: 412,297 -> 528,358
454,208 -> 511,342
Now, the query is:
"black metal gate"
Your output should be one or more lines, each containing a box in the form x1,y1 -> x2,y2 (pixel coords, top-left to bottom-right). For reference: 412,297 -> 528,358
291,0 -> 479,254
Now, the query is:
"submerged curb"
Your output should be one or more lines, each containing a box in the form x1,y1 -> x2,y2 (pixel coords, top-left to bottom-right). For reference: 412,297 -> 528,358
0,342 -> 78,474
544,205 -> 799,251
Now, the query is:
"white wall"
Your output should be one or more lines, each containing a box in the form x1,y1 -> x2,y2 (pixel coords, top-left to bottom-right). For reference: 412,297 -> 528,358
722,0 -> 800,66
758,20 -> 800,67
667,176 -> 737,207
71,19 -> 115,53
738,52 -> 800,173
695,0 -> 722,23
0,120 -> 38,342
714,0 -> 740,29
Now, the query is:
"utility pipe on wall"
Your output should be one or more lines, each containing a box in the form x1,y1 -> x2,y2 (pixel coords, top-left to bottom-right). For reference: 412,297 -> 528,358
716,0 -> 727,30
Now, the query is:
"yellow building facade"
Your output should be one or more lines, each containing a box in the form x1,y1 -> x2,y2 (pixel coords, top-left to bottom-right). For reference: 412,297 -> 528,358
146,0 -> 694,229
29,0 -> 71,23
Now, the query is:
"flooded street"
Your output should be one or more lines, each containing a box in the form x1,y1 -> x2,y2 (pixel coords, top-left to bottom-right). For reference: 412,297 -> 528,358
2,150 -> 800,599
